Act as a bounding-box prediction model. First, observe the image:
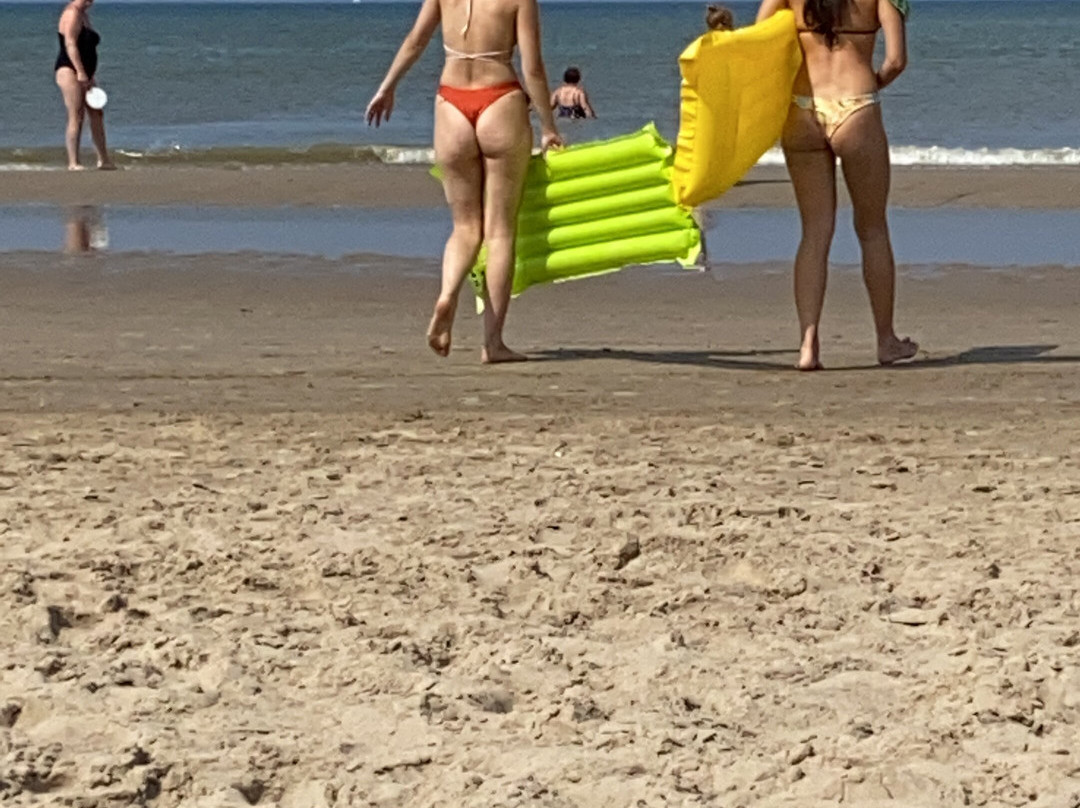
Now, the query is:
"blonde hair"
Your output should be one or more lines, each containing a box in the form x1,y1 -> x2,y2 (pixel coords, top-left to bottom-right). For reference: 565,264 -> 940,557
705,4 -> 734,30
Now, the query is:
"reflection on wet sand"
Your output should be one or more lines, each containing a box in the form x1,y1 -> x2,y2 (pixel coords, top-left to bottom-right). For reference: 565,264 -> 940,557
0,203 -> 1067,263
63,206 -> 108,254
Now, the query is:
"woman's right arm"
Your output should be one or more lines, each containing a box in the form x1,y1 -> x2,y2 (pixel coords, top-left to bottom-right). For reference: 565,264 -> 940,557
517,0 -> 561,149
756,0 -> 789,24
875,0 -> 907,89
59,9 -> 89,85
366,0 -> 441,125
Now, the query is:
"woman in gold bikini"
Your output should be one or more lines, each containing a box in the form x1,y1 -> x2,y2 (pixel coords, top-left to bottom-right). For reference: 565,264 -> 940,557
366,0 -> 562,363
757,0 -> 917,370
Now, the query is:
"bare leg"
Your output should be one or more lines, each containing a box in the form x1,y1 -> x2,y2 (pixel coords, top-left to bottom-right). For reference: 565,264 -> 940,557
55,68 -> 86,170
86,108 -> 114,169
475,90 -> 532,363
63,207 -> 92,253
833,106 -> 917,365
783,106 -> 837,371
429,98 -> 485,357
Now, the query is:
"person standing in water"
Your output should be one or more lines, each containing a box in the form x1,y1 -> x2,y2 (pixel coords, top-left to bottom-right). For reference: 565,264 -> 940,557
550,67 -> 596,119
705,3 -> 735,31
367,0 -> 562,363
55,0 -> 113,170
757,0 -> 917,370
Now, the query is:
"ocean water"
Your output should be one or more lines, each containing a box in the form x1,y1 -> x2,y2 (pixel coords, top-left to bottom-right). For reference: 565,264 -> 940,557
3,0 -> 1080,167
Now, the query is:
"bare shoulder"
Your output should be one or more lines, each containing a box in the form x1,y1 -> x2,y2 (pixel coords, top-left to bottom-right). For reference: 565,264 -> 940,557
58,4 -> 81,30
850,0 -> 883,25
760,0 -> 795,24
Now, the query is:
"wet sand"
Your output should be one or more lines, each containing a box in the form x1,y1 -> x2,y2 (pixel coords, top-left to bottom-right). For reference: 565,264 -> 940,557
1,251 -> 1079,806
2,164 -> 1080,209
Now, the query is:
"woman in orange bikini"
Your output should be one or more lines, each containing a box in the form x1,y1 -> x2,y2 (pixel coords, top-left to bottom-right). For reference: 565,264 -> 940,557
367,0 -> 562,363
757,0 -> 917,370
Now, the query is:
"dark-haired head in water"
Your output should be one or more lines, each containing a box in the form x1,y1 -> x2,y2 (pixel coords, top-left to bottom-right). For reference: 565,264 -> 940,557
705,4 -> 735,30
550,65 -> 596,119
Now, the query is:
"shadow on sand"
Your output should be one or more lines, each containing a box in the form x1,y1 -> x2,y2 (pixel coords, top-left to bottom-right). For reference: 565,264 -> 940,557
532,344 -> 1078,372
732,177 -> 791,188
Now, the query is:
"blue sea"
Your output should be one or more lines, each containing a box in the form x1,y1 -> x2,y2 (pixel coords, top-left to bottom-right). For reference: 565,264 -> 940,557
3,0 -> 1080,168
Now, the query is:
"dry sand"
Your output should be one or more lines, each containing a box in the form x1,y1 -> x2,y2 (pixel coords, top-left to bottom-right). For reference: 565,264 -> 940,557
1,249 -> 1079,807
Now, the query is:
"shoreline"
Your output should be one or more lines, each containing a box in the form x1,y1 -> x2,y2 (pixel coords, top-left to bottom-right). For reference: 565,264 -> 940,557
0,165 -> 1079,209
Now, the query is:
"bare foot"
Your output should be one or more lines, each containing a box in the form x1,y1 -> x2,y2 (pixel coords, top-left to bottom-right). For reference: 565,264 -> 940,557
482,343 -> 527,364
878,335 -> 919,366
796,332 -> 822,371
427,297 -> 456,357
68,164 -> 85,171
97,161 -> 117,171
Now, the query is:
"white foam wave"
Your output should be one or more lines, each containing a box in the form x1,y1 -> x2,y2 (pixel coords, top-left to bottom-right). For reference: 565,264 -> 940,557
373,146 -> 436,165
373,144 -> 1080,168
5,144 -> 1079,171
890,146 -> 1080,166
758,145 -> 1080,167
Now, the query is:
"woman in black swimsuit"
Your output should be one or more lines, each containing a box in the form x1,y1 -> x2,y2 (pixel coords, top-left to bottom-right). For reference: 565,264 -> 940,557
55,0 -> 113,170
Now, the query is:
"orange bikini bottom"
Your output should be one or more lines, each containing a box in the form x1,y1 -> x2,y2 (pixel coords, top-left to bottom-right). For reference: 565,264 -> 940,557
438,81 -> 523,128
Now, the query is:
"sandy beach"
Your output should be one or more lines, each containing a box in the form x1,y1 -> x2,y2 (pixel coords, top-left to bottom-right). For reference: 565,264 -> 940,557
2,166 -> 1080,807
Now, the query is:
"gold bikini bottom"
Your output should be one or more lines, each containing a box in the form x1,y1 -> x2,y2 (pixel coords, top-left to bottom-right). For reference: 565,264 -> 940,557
792,92 -> 880,139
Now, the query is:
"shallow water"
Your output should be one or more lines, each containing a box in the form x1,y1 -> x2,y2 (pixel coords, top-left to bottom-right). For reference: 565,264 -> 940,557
0,204 -> 451,260
1,204 -> 1078,268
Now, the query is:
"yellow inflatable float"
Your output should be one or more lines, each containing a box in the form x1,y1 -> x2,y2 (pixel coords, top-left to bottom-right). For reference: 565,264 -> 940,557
674,10 -> 802,207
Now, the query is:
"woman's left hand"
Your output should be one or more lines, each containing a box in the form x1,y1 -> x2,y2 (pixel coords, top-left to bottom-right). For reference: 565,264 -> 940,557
541,130 -> 563,152
366,88 -> 395,127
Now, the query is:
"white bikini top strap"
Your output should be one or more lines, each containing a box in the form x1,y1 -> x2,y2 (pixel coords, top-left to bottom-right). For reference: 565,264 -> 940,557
461,0 -> 471,34
443,43 -> 511,61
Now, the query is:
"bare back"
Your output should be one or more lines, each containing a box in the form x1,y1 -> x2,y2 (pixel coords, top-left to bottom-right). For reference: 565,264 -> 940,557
784,0 -> 882,97
439,0 -> 520,88
552,85 -> 584,107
